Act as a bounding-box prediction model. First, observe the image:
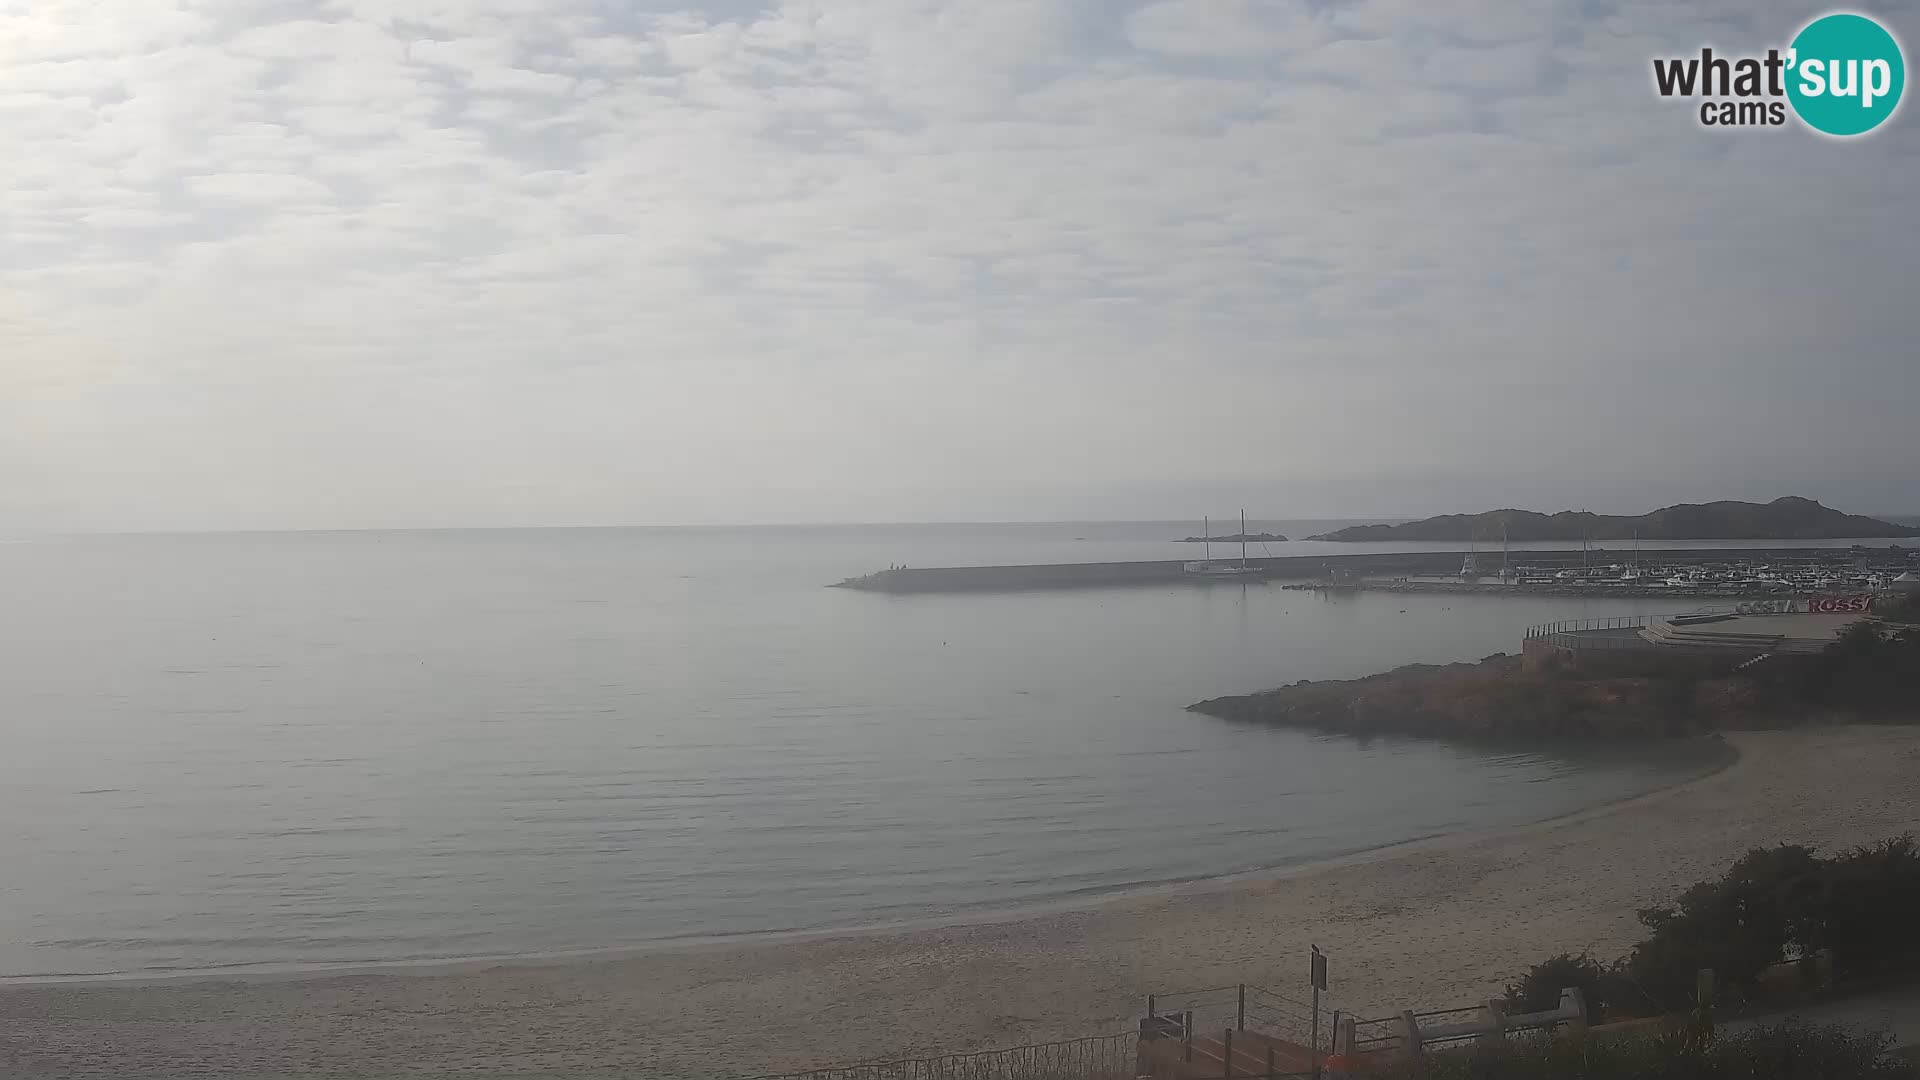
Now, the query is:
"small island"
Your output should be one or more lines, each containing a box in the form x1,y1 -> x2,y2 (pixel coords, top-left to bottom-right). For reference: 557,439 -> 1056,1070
1176,532 -> 1287,544
1305,496 -> 1919,542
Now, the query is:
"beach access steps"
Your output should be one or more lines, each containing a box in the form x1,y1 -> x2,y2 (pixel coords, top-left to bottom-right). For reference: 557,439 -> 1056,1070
1138,1023 -> 1318,1078
1636,617 -> 1833,654
1139,987 -> 1587,1076
1139,982 -> 1330,1078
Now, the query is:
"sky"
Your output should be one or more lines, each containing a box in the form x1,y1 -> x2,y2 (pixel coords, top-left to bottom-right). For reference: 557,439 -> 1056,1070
4,0 -> 1918,531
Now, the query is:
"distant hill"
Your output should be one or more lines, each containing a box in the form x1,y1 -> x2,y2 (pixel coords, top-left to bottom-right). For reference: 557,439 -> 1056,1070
1305,497 -> 1920,542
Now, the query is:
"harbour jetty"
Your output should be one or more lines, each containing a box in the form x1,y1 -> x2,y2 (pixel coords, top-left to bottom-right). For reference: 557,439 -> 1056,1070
831,546 -> 1914,594
833,551 -> 1445,592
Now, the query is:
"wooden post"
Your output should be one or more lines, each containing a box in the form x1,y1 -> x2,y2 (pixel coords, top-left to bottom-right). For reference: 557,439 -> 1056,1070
1148,993 -> 1156,1018
1483,998 -> 1507,1047
1694,969 -> 1715,1037
1400,1010 -> 1423,1062
1224,1028 -> 1234,1077
1237,984 -> 1246,1031
1185,1012 -> 1194,1062
1266,1046 -> 1275,1079
1311,999 -> 1321,1080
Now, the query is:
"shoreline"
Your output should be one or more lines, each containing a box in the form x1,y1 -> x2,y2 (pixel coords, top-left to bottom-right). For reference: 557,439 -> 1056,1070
0,737 -> 1735,990
6,725 -> 1915,1079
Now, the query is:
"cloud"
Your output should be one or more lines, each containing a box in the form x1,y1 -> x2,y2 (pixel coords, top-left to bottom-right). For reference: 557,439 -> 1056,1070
466,66 -> 575,96
1126,0 -> 1331,59
185,172 -> 336,205
2,0 -> 1918,531
570,35 -> 654,69
408,35 -> 516,73
1330,0 -> 1553,47
1420,40 -> 1550,94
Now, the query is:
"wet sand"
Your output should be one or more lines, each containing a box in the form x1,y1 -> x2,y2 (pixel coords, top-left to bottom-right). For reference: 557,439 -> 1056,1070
5,725 -> 1917,1079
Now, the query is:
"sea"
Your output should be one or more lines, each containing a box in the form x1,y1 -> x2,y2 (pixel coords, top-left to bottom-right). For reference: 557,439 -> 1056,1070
2,521 -> 1907,979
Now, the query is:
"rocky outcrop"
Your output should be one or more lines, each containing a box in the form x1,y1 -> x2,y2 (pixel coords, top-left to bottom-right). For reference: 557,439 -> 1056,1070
1188,655 -> 1779,739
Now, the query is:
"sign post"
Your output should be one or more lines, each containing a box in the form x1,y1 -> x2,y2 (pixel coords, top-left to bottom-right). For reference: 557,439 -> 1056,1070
1311,945 -> 1328,1080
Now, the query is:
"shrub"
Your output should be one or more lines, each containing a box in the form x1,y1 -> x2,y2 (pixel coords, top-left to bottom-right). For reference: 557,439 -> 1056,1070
1791,622 -> 1920,711
1812,835 -> 1920,982
1876,591 -> 1920,625
1503,836 -> 1920,1021
1503,954 -> 1609,1023
1381,1022 -> 1916,1080
1620,844 -> 1824,1012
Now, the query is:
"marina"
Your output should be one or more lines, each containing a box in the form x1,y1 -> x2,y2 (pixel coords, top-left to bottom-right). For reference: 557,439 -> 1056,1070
834,546 -> 1920,596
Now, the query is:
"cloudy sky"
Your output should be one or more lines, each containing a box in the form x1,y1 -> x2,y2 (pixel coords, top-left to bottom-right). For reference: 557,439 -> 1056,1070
4,0 -> 1917,531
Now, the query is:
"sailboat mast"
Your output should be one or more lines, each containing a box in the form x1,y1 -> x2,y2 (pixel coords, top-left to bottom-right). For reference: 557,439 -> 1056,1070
1240,509 -> 1248,568
1203,515 -> 1211,563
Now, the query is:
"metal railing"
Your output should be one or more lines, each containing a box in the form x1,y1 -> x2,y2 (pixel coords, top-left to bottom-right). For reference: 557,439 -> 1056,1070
1145,983 -> 1331,1052
1524,615 -> 1655,639
1346,1015 -> 1402,1055
1161,1029 -> 1316,1079
1524,615 -> 1658,652
1346,987 -> 1589,1058
743,1031 -> 1138,1080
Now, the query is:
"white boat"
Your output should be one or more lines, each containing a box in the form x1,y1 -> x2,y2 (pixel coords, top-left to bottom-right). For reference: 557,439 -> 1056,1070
1184,511 -> 1265,579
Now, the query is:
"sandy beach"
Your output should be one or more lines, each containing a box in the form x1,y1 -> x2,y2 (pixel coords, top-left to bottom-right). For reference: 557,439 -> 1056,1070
5,724 -> 1917,1079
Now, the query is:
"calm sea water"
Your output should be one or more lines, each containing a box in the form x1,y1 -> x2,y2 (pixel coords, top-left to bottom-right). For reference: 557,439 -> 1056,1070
6,521 -> 1881,978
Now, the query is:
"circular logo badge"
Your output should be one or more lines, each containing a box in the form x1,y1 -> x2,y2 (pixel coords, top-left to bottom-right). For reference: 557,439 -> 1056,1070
1787,13 -> 1905,136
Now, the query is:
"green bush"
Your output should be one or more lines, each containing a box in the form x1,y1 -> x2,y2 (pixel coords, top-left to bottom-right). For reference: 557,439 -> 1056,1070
1503,954 -> 1609,1023
1789,622 -> 1920,711
1504,835 -> 1920,1021
1621,844 -> 1825,1013
1382,1022 -> 1915,1080
1876,592 -> 1920,625
1813,836 -> 1920,981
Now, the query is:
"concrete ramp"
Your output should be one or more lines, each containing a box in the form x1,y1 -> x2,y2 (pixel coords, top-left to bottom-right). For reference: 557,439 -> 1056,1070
1639,612 -> 1863,654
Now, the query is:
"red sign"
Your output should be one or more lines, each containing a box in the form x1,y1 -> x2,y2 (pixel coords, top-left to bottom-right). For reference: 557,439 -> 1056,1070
1806,594 -> 1874,614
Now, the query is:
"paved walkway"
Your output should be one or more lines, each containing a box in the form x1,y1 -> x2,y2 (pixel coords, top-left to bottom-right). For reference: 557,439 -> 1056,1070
1726,982 -> 1920,1051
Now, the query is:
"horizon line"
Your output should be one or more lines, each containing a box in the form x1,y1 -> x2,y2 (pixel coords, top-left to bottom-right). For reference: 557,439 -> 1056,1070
10,507 -> 1920,541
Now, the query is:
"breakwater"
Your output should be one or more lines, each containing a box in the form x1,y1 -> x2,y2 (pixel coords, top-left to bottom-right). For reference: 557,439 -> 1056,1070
1279,580 -> 1780,600
830,547 -> 1893,594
